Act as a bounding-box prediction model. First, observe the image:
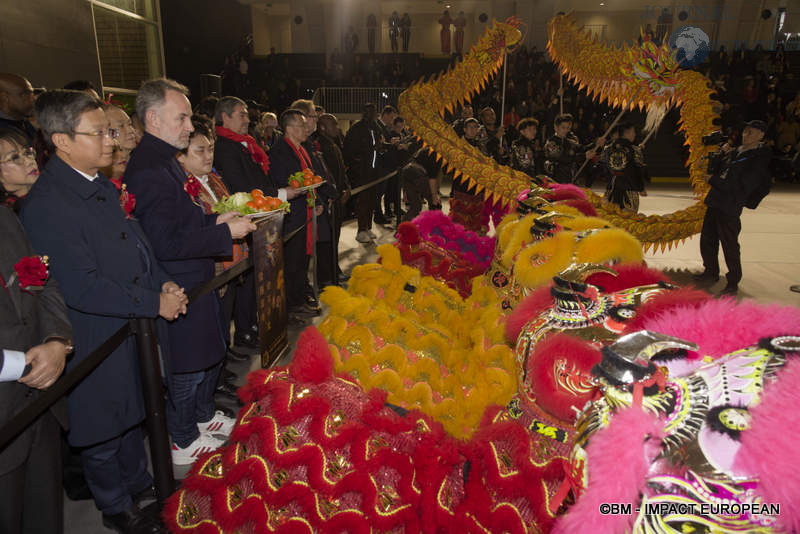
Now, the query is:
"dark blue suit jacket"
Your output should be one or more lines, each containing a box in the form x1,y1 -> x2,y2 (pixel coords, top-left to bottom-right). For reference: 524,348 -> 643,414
269,138 -> 309,233
124,133 -> 232,373
20,155 -> 169,446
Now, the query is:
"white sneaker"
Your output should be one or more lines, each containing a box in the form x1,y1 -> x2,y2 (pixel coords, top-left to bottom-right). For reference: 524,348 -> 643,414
355,230 -> 372,243
367,230 -> 377,239
171,433 -> 225,465
198,410 -> 235,438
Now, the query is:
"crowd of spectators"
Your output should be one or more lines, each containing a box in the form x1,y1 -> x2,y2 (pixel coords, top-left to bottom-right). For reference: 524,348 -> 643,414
0,69 -> 357,534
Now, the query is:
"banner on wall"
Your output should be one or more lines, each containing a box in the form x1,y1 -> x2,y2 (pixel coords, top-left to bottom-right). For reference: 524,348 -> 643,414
252,212 -> 289,367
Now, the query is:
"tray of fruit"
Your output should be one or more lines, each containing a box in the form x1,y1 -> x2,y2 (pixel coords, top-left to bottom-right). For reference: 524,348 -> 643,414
211,189 -> 290,218
288,168 -> 324,191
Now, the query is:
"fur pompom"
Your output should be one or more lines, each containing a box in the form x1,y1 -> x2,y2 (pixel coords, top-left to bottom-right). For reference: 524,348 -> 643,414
546,183 -> 587,201
505,285 -> 554,343
553,407 -> 664,534
735,358 -> 800,532
289,326 -> 335,384
560,198 -> 598,216
525,333 -> 602,422
395,221 -> 421,245
585,262 -> 668,293
622,287 -> 711,334
637,298 -> 800,359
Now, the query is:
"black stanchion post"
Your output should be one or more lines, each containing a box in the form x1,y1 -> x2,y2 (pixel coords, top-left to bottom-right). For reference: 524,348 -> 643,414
395,168 -> 403,232
329,198 -> 337,287
132,317 -> 175,505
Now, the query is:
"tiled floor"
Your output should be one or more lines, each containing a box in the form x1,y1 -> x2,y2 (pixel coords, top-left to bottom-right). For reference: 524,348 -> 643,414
63,181 -> 800,532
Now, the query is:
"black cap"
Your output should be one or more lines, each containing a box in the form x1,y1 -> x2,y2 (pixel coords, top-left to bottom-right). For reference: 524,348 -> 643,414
744,120 -> 767,133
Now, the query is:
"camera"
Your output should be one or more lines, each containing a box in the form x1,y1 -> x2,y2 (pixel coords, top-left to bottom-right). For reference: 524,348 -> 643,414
702,130 -> 728,146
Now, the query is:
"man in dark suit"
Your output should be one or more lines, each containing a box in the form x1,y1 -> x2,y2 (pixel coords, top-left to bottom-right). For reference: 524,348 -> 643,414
124,79 -> 256,465
21,89 -> 186,533
212,96 -> 298,347
269,109 -> 321,324
0,73 -> 37,144
0,206 -> 72,534
343,103 -> 382,243
318,113 -> 350,281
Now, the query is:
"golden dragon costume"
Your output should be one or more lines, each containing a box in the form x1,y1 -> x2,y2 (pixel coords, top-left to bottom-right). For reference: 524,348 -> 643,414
398,14 -> 719,251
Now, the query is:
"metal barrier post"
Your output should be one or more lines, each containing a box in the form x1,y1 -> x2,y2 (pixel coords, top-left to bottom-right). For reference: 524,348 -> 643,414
132,317 -> 175,505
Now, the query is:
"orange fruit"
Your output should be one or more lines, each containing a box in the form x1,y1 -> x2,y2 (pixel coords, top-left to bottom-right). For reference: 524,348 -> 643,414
250,188 -> 265,200
312,175 -> 323,184
246,201 -> 258,209
253,197 -> 269,209
289,179 -> 301,188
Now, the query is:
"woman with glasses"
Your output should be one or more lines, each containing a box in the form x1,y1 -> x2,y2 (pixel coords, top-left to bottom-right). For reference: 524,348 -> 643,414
0,128 -> 39,211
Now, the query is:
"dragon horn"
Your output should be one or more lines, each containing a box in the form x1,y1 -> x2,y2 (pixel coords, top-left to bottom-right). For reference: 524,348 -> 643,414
558,263 -> 618,283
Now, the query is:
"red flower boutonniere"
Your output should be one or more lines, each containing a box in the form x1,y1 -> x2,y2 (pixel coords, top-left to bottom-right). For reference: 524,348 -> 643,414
110,177 -> 136,219
8,255 -> 50,290
184,176 -> 202,199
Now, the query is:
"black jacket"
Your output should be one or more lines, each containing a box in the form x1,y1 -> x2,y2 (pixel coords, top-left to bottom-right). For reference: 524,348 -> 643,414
21,155 -> 170,446
705,143 -> 771,217
213,135 -> 278,195
1,206 -> 71,473
125,133 -> 232,373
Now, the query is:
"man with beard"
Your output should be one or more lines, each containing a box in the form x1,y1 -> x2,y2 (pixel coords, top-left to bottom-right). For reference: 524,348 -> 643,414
124,79 -> 255,466
0,73 -> 36,144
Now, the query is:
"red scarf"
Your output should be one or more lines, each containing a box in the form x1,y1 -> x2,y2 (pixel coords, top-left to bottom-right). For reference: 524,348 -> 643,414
285,138 -> 315,255
216,126 -> 270,176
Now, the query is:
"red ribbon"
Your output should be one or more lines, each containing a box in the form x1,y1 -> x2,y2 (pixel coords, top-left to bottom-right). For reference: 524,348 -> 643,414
285,139 -> 315,255
216,126 -> 270,176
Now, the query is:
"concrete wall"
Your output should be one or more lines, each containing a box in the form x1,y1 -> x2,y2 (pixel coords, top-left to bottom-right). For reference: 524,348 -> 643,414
0,0 -> 100,90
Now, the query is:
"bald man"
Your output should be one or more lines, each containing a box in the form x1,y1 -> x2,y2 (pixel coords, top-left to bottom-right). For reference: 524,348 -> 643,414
0,73 -> 36,143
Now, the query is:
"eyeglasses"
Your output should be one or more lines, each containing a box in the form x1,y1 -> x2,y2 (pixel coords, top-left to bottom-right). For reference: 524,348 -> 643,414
72,128 -> 120,140
0,146 -> 36,165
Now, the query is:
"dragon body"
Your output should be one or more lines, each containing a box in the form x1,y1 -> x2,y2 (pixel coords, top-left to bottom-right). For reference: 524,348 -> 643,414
398,14 -> 719,251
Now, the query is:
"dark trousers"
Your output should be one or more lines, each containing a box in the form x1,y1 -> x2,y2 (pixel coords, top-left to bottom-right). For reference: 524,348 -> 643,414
403,176 -> 432,221
166,363 -> 221,448
356,187 -> 375,232
0,412 -> 62,534
284,225 -> 309,309
383,174 -> 401,217
700,206 -> 743,286
234,272 -> 257,337
80,425 -> 152,515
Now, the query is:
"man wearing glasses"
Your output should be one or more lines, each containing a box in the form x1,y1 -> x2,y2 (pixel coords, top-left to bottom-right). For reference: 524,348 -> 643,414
21,89 -> 186,534
0,73 -> 37,144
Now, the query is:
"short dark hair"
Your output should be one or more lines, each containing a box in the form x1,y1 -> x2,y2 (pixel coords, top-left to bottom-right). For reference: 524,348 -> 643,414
554,114 -> 573,127
280,108 -> 305,131
194,96 -> 219,119
180,115 -> 214,154
616,122 -> 635,136
382,105 -> 397,115
518,117 -> 539,131
214,96 -> 246,123
393,116 -> 405,126
136,78 -> 189,127
63,80 -> 98,93
35,89 -> 104,149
